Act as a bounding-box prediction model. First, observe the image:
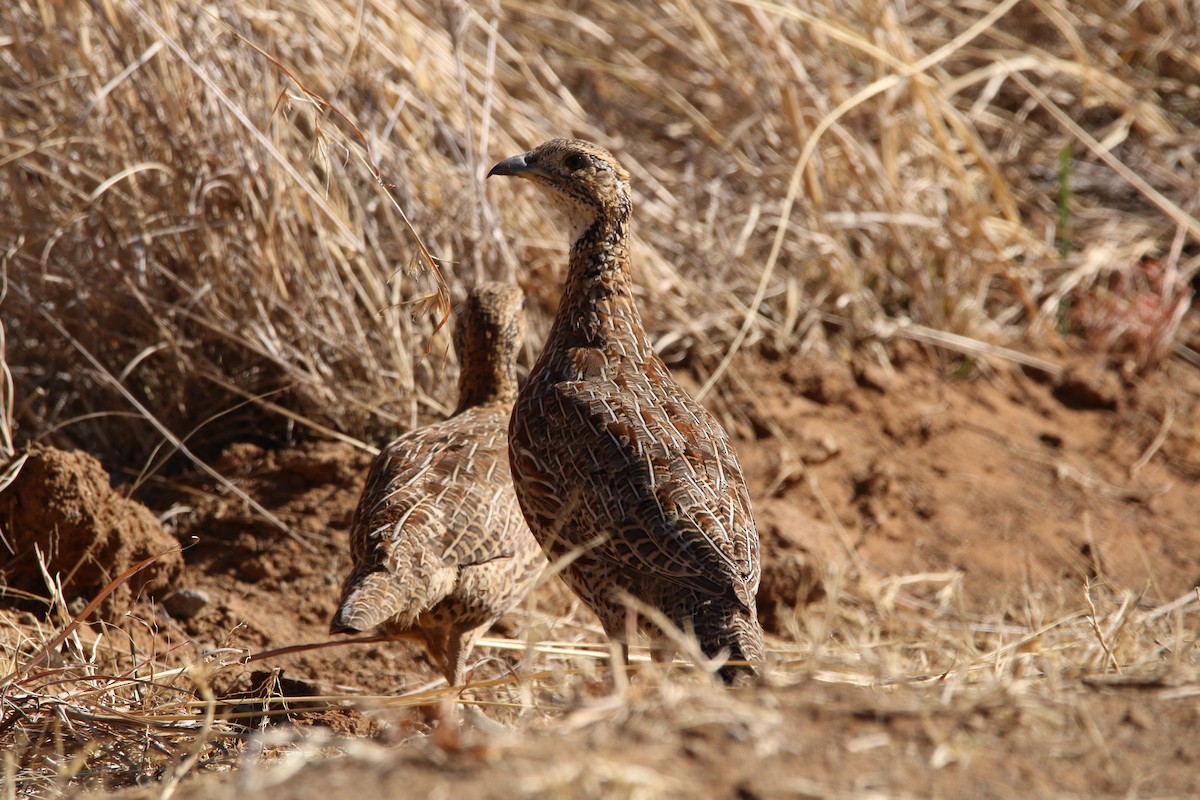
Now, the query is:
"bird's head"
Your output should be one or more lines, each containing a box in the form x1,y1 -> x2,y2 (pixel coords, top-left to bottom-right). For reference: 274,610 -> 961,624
456,281 -> 526,365
488,138 -> 631,241
454,281 -> 525,409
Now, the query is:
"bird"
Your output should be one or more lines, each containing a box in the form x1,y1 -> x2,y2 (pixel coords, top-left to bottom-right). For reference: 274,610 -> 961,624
330,282 -> 545,686
488,139 -> 764,685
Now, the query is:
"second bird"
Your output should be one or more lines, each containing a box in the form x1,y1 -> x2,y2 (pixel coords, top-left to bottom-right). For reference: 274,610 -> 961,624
330,282 -> 544,686
489,139 -> 765,684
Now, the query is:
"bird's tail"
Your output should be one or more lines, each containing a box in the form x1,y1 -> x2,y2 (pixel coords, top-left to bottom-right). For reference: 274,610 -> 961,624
330,570 -> 406,634
697,600 -> 765,686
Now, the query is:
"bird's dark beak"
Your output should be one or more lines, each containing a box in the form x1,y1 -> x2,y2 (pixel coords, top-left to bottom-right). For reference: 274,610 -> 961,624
487,152 -> 535,178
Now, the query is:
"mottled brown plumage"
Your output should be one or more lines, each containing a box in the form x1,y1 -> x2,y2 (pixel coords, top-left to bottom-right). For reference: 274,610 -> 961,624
488,139 -> 764,684
330,283 -> 544,686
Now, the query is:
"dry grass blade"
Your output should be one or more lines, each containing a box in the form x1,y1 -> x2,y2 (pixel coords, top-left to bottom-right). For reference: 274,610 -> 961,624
0,269 -> 21,559
2,548 -> 180,688
171,1 -> 454,339
0,277 -> 14,467
699,0 -> 1024,400
0,248 -> 22,561
0,579 -> 243,795
865,316 -> 1066,378
1010,70 -> 1200,246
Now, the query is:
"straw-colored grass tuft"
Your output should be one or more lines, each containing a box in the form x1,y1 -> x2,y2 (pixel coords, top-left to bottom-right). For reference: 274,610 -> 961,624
2,565 -> 1196,796
3,0 -> 1197,477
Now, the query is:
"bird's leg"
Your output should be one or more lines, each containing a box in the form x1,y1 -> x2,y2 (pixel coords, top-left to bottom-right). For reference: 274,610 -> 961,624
608,638 -> 630,694
649,642 -> 675,665
446,625 -> 487,688
606,602 -> 642,691
417,629 -> 454,686
441,627 -> 508,733
442,631 -> 466,688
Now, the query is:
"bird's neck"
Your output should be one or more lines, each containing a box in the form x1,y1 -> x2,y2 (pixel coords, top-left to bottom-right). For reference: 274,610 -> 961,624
549,206 -> 649,353
455,347 -> 517,413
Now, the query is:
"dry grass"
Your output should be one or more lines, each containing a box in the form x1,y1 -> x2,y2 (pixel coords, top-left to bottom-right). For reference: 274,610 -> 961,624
3,0 -> 1197,475
2,566 -> 1197,796
3,0 -> 1200,795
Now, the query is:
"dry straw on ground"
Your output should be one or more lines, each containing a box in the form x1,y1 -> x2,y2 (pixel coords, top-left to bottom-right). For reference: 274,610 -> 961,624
3,565 -> 1198,795
3,0 -> 1200,795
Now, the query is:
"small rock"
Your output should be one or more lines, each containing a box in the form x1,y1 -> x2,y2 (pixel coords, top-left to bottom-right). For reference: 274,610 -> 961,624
784,360 -> 854,405
757,550 -> 824,633
239,557 -> 274,583
798,433 -> 840,464
164,588 -> 211,619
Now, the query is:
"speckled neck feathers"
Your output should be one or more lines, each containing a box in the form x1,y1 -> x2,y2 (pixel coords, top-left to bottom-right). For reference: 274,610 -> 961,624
552,194 -> 648,354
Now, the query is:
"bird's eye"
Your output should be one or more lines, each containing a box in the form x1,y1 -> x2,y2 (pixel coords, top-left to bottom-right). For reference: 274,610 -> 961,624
564,154 -> 589,171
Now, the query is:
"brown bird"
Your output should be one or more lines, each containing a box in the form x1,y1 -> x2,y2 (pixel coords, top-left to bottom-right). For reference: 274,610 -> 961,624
488,139 -> 764,684
330,282 -> 544,686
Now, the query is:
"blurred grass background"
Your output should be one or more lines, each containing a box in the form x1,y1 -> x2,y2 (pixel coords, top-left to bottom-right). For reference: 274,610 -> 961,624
2,0 -> 1197,480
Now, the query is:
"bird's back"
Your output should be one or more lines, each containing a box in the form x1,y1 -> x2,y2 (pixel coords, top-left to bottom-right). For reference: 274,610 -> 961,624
332,283 -> 542,656
334,406 -> 530,633
511,338 -> 760,638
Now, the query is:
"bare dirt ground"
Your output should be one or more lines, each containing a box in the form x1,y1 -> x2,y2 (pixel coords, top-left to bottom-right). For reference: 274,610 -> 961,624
5,343 -> 1200,798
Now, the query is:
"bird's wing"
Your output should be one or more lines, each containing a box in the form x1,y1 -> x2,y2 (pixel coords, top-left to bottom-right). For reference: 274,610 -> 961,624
550,373 -> 758,607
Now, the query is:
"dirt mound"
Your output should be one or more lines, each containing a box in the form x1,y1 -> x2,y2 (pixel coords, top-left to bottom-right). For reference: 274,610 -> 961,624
0,444 -> 182,615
